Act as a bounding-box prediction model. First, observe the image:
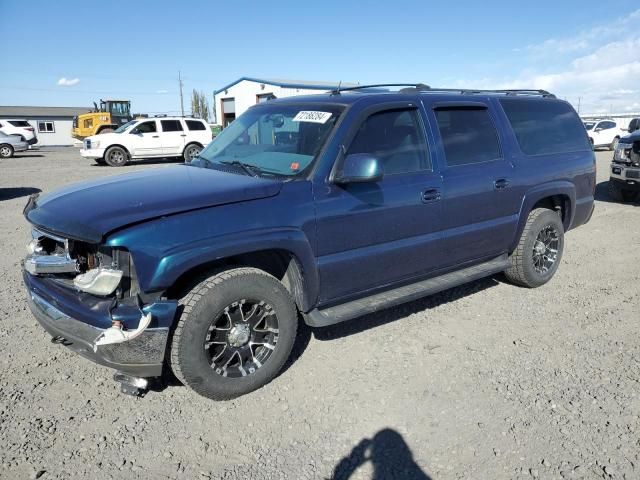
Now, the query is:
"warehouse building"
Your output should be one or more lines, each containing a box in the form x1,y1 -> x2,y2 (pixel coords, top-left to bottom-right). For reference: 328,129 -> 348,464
0,106 -> 91,146
213,77 -> 357,126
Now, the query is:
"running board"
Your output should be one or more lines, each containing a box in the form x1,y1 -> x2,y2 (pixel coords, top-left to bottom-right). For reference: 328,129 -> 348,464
305,254 -> 509,327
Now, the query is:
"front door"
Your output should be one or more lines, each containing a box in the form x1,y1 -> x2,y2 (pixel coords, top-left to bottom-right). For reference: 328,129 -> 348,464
160,119 -> 187,156
429,103 -> 520,267
314,106 -> 444,304
129,120 -> 162,157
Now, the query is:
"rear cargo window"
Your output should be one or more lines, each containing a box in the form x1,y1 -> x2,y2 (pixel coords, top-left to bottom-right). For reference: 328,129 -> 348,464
500,99 -> 591,155
435,107 -> 501,166
9,120 -> 31,127
186,120 -> 206,131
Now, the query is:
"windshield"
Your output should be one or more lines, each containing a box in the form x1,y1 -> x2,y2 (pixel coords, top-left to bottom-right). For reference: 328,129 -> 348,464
194,103 -> 343,177
114,120 -> 138,133
583,122 -> 596,131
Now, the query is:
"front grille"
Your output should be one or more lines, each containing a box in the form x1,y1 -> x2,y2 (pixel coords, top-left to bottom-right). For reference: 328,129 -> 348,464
626,170 -> 640,179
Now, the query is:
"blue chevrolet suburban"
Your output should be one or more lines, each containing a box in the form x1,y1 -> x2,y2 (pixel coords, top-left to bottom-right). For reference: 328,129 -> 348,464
22,85 -> 596,400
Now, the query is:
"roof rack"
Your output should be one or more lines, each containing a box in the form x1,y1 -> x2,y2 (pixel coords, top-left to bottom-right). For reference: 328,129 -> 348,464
331,83 -> 431,94
331,83 -> 555,98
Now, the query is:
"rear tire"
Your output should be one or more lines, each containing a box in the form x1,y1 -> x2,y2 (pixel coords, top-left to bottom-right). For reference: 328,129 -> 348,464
183,143 -> 202,162
505,208 -> 564,288
104,146 -> 128,167
0,144 -> 14,158
169,267 -> 297,400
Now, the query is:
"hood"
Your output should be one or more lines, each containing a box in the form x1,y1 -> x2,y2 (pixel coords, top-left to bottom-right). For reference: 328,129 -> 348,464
86,133 -> 120,143
620,131 -> 640,144
24,165 -> 282,243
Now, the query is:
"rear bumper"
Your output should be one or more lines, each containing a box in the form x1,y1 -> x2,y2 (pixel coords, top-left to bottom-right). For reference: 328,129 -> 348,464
27,136 -> 38,145
23,270 -> 178,377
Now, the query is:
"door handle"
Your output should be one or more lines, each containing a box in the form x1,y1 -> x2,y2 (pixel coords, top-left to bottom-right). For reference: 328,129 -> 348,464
152,135 -> 159,138
493,178 -> 510,190
180,134 -> 187,137
421,188 -> 441,203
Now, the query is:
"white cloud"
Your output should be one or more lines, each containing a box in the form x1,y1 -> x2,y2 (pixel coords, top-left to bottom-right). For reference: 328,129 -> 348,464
456,9 -> 640,114
57,77 -> 80,86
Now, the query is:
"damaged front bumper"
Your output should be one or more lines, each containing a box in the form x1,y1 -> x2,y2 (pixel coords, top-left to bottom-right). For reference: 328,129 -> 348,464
23,270 -> 178,378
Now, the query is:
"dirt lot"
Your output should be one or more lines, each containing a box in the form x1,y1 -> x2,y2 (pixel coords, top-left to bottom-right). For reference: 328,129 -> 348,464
0,148 -> 638,480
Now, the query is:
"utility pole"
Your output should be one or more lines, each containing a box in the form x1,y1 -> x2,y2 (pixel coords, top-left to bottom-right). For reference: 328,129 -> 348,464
178,70 -> 185,117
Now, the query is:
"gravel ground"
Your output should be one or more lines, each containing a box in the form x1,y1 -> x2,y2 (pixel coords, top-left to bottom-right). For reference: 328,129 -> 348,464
0,148 -> 638,480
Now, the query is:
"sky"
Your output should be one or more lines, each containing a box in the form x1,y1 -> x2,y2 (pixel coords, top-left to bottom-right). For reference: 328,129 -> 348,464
1,0 -> 638,116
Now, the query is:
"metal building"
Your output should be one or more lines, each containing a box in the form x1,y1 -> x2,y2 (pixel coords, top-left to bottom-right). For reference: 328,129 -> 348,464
212,77 -> 357,127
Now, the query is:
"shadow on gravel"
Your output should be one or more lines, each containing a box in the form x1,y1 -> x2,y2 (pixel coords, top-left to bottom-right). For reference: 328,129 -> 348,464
595,180 -> 640,205
332,428 -> 431,480
91,158 -> 183,167
314,276 -> 499,341
0,187 -> 41,201
13,154 -> 45,158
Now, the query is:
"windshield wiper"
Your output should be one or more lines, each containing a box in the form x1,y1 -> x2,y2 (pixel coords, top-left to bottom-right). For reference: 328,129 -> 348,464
220,160 -> 261,177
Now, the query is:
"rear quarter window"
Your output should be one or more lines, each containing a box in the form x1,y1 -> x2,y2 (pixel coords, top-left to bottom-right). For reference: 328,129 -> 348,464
9,120 -> 31,127
186,120 -> 207,131
500,99 -> 590,156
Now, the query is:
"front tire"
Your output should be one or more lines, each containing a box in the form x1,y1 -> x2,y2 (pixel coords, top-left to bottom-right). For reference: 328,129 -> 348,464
104,146 -> 129,167
0,144 -> 14,158
169,268 -> 297,400
183,143 -> 202,162
505,208 -> 564,288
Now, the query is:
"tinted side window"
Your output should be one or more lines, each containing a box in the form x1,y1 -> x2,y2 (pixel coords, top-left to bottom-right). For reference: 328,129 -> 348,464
186,120 -> 206,131
347,109 -> 430,174
161,120 -> 183,132
134,121 -> 157,133
435,107 -> 501,166
500,99 -> 590,155
598,121 -> 616,130
9,120 -> 30,127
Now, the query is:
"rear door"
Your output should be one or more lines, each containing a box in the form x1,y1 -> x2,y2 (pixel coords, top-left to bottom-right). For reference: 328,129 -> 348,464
592,120 -> 616,146
427,100 -> 520,267
128,120 -> 162,157
185,119 -> 213,146
160,119 -> 187,156
314,103 -> 444,303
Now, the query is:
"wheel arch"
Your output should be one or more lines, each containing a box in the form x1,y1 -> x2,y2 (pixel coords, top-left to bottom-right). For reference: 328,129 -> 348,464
105,143 -> 131,156
510,182 -> 575,253
165,248 -> 309,311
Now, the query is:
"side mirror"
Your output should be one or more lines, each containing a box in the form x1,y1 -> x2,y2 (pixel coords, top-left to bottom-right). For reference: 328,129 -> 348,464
594,128 -> 602,132
334,153 -> 383,184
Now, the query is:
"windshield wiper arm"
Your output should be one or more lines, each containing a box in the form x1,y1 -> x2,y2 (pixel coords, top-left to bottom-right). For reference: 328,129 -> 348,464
220,160 -> 261,177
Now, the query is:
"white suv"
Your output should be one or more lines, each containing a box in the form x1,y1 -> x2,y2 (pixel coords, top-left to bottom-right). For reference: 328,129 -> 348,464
583,119 -> 626,150
80,117 -> 212,166
0,119 -> 38,145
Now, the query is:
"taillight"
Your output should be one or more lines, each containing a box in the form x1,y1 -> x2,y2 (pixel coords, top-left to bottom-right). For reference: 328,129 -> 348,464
25,127 -> 34,131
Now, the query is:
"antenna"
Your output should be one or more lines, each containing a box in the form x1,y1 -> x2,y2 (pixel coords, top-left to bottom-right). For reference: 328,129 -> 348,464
337,80 -> 342,93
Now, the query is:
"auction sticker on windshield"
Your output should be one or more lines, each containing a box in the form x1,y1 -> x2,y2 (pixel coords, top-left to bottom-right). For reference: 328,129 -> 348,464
293,111 -> 332,124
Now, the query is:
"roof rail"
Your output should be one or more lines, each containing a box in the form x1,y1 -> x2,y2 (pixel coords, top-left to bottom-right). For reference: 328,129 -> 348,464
331,83 -> 431,94
422,88 -> 556,98
331,84 -> 555,98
